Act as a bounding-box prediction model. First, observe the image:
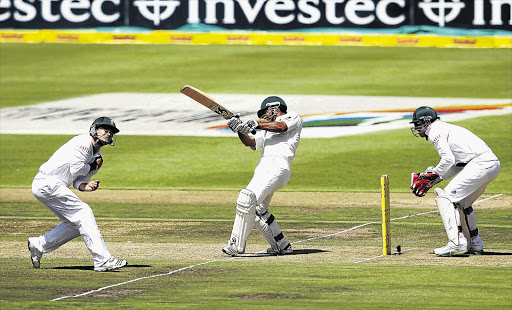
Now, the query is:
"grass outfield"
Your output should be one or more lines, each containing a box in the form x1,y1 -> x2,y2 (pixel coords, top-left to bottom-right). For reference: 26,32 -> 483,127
1,191 -> 511,308
0,43 -> 511,308
0,44 -> 511,108
1,114 -> 510,193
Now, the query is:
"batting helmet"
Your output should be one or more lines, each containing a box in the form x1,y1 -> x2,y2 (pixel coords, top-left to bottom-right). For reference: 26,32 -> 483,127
257,96 -> 287,118
410,106 -> 439,126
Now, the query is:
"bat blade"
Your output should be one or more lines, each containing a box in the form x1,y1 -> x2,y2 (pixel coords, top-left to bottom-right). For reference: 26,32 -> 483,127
180,85 -> 234,120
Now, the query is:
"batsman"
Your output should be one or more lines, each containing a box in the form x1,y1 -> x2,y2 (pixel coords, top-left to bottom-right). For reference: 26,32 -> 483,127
409,107 -> 500,256
222,96 -> 302,256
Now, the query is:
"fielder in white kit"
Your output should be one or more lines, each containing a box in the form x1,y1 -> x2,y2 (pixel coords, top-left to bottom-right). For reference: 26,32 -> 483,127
28,117 -> 127,271
223,96 -> 302,256
409,107 -> 500,256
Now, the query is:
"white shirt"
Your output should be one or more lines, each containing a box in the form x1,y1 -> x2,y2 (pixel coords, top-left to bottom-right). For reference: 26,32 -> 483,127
252,111 -> 302,164
426,121 -> 498,178
38,134 -> 100,189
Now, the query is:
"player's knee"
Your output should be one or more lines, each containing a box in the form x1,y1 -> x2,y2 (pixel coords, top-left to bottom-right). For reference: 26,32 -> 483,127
463,206 -> 474,215
256,204 -> 269,216
237,189 -> 256,212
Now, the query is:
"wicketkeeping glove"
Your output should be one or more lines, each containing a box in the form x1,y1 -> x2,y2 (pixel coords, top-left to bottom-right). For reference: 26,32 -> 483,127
410,168 -> 441,197
227,113 -> 242,132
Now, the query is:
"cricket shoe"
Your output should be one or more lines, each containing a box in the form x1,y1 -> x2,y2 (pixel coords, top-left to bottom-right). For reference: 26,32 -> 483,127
94,257 -> 127,272
28,237 -> 43,269
434,242 -> 468,257
222,244 -> 244,256
468,235 -> 484,254
267,243 -> 293,256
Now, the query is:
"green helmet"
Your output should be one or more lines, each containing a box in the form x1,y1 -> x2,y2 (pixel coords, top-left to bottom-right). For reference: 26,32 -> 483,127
410,106 -> 438,126
89,117 -> 119,146
257,96 -> 287,119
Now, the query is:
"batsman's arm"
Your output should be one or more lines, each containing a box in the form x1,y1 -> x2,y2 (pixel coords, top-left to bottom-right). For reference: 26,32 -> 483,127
257,121 -> 287,132
238,132 -> 256,147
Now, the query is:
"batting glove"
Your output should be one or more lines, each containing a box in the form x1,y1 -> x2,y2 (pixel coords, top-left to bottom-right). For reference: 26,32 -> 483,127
239,119 -> 258,135
227,113 -> 242,132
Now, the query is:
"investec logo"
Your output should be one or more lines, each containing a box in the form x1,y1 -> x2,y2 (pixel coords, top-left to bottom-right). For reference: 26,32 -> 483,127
133,0 -> 512,27
134,0 -> 180,26
1,0 -> 511,27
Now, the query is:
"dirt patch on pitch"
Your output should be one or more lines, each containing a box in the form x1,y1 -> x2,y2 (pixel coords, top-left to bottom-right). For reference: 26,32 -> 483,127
4,240 -> 511,268
2,188 -> 510,268
1,188 -> 510,209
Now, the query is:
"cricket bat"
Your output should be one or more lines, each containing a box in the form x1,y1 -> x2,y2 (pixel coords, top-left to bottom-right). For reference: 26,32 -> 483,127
180,85 -> 255,133
180,85 -> 234,120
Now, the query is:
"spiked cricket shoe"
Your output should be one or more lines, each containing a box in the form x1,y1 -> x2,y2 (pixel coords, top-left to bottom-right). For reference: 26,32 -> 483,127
94,257 -> 127,272
267,243 -> 293,256
222,244 -> 244,256
27,237 -> 43,269
434,242 -> 468,257
468,235 -> 484,254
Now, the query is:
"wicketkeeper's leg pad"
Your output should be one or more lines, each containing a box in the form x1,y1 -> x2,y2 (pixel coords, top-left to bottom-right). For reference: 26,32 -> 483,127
457,204 -> 480,249
434,188 -> 467,248
228,189 -> 257,253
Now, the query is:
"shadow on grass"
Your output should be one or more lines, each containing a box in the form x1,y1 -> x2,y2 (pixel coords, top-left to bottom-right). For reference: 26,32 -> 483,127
427,251 -> 512,258
480,251 -> 512,256
241,249 -> 329,257
47,264 -> 152,270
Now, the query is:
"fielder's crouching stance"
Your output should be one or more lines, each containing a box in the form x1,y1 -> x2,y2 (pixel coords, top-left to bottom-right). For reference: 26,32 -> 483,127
223,96 -> 302,256
409,107 -> 500,256
28,117 -> 127,272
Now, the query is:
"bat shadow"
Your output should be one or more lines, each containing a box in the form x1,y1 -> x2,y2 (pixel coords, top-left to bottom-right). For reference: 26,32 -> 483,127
480,251 -> 512,256
47,264 -> 152,270
241,249 -> 329,257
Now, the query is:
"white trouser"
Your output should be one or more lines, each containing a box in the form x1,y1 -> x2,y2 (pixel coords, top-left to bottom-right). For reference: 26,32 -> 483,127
31,174 -> 111,267
443,158 -> 500,243
246,156 -> 291,250
444,159 -> 500,208
246,156 -> 291,207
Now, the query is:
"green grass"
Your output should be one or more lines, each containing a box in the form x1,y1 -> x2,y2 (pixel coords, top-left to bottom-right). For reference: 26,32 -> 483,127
1,260 -> 510,309
1,197 -> 511,308
1,44 -> 511,108
1,114 -> 510,193
1,43 -> 511,309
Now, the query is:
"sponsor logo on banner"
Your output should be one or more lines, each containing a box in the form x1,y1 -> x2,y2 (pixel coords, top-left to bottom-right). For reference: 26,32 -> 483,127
397,38 -> 420,45
1,33 -> 24,40
57,34 -> 79,41
0,0 -> 510,30
339,36 -> 363,44
453,38 -> 477,46
170,35 -> 193,42
227,35 -> 249,42
419,0 -> 466,27
1,94 -> 510,138
133,0 -> 180,26
113,34 -> 136,41
283,35 -> 305,42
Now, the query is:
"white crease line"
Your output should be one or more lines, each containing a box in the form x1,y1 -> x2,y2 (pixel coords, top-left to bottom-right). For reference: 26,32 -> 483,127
474,194 -> 502,204
354,247 -> 418,264
52,193 -> 503,301
51,258 -> 235,301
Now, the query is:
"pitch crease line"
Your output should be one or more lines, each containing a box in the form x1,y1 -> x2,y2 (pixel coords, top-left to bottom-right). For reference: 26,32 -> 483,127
354,247 -> 418,264
51,193 -> 502,301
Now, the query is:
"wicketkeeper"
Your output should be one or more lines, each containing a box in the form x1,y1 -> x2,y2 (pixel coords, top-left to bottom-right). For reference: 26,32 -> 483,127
409,106 -> 500,256
28,117 -> 127,271
223,96 -> 303,256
